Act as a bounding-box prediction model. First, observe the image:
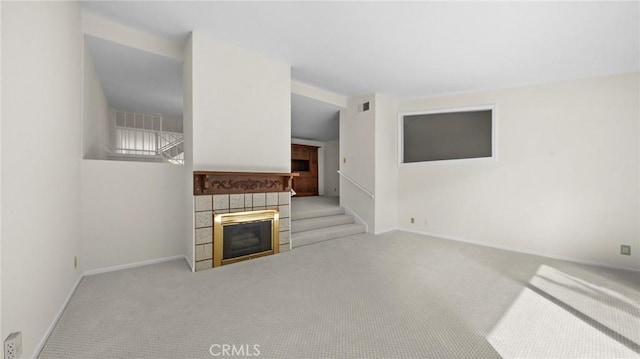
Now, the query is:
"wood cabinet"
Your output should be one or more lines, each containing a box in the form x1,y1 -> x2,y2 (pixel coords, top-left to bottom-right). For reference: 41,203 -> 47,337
291,144 -> 319,197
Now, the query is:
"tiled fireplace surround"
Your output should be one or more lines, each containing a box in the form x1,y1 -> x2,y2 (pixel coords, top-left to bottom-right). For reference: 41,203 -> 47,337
193,172 -> 295,271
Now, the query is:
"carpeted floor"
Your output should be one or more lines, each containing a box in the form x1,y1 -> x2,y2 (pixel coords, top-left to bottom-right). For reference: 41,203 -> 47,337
39,231 -> 640,358
291,195 -> 339,214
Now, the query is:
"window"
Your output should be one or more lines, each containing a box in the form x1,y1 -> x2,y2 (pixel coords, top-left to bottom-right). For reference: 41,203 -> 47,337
399,105 -> 496,164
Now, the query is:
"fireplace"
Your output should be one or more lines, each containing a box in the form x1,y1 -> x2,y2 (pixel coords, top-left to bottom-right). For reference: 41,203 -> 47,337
193,171 -> 296,271
214,210 -> 279,267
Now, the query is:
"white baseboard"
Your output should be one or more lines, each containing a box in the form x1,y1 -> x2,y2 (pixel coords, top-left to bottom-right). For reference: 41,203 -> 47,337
374,228 -> 396,235
185,254 -> 195,272
399,228 -> 640,273
32,274 -> 83,358
84,255 -> 188,276
343,206 -> 369,233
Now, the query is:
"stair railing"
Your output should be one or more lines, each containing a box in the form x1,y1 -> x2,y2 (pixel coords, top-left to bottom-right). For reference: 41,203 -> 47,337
113,110 -> 184,164
156,132 -> 184,153
337,170 -> 375,199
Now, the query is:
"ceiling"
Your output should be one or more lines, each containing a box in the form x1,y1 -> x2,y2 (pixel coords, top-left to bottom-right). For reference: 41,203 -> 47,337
85,35 -> 183,118
81,1 -> 639,100
291,94 -> 340,141
81,2 -> 638,142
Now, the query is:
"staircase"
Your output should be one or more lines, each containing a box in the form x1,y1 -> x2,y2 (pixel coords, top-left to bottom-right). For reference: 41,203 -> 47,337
291,203 -> 366,248
112,110 -> 185,164
157,132 -> 184,164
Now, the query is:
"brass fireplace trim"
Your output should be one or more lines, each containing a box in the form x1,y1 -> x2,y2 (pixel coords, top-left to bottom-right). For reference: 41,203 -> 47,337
213,210 -> 280,267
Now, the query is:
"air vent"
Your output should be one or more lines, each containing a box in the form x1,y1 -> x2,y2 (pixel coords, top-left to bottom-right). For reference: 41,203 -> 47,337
359,101 -> 370,112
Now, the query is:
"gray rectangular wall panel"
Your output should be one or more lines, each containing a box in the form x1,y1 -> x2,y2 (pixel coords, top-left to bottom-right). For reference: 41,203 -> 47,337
403,110 -> 492,162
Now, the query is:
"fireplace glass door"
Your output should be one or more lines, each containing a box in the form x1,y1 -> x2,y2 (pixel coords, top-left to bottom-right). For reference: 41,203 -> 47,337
223,220 -> 272,260
214,210 -> 279,267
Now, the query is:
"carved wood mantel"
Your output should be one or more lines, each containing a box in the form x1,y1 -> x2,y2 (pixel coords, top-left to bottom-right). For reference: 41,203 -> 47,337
193,171 -> 298,195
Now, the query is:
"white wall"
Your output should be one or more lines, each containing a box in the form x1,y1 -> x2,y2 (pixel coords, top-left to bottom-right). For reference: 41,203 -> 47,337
324,139 -> 340,197
0,0 -> 4,346
81,160 -> 187,271
107,106 -> 116,150
82,12 -> 183,62
291,138 -> 325,195
191,32 -> 291,172
339,93 -> 399,233
183,35 -> 195,270
340,94 -> 376,232
82,42 -> 110,160
341,95 -> 375,191
374,94 -> 398,234
162,116 -> 184,133
291,80 -> 347,108
398,73 -> 640,271
2,2 -> 83,357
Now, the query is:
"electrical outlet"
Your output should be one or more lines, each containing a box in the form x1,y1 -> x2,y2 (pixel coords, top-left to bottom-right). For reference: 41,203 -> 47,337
343,157 -> 347,164
4,332 -> 22,359
410,217 -> 414,224
74,256 -> 77,268
621,245 -> 631,256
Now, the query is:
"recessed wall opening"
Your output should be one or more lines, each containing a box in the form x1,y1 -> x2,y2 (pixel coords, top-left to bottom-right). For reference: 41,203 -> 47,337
290,93 -> 341,198
82,34 -> 184,164
291,159 -> 311,172
399,105 -> 496,164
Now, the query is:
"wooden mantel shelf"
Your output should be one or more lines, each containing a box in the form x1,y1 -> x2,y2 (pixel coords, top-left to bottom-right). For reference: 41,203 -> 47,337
193,171 -> 299,195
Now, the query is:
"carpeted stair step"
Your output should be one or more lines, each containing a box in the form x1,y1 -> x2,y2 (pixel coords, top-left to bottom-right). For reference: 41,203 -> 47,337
292,223 -> 366,248
292,214 -> 355,233
291,206 -> 345,221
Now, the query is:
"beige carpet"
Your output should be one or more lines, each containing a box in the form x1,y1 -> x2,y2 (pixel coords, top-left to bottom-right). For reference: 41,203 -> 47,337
291,195 -> 340,213
39,231 -> 640,358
